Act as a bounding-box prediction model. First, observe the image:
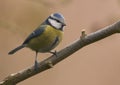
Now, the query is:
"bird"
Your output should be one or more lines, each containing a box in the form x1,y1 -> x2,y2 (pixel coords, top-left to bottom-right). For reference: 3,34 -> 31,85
8,13 -> 66,69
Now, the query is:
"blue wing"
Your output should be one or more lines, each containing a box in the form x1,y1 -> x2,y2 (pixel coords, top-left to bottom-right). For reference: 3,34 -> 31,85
23,25 -> 46,44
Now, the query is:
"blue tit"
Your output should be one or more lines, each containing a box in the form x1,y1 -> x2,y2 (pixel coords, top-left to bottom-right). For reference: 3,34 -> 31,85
8,13 -> 66,69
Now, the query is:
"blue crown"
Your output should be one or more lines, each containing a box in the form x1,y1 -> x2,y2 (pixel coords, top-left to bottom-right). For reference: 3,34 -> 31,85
53,13 -> 63,19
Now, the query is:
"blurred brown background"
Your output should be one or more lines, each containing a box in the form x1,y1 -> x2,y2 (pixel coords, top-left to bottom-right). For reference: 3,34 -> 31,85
1,0 -> 120,85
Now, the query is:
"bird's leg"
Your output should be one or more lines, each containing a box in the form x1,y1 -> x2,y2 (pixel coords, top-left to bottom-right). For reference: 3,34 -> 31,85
34,51 -> 38,70
49,50 -> 58,57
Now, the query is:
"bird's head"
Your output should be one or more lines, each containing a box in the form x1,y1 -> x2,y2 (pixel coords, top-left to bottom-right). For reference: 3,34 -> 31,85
46,13 -> 66,31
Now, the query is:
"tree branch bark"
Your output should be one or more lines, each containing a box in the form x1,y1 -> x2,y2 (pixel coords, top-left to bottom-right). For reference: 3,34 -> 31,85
1,20 -> 120,85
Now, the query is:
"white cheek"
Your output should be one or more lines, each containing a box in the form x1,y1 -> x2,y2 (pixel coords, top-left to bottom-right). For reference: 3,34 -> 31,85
48,19 -> 62,29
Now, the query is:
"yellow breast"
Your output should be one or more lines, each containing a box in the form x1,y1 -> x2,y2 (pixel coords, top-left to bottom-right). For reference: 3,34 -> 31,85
27,25 -> 63,52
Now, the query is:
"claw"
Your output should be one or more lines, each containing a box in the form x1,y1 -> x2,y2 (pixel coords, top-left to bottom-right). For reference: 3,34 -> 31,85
49,50 -> 58,57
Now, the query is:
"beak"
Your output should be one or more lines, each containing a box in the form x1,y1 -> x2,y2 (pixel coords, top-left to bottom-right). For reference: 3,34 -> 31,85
62,22 -> 66,26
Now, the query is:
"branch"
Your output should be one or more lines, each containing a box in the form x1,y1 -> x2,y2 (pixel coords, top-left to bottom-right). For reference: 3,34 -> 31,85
1,20 -> 120,85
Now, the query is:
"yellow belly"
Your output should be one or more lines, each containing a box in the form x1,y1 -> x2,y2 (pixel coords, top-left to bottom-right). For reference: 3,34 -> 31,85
27,25 -> 63,52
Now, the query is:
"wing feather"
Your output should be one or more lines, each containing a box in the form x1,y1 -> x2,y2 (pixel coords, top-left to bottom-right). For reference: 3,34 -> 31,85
23,25 -> 46,44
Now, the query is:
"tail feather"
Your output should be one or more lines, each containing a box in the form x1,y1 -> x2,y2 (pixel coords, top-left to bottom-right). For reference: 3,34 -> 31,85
8,45 -> 25,54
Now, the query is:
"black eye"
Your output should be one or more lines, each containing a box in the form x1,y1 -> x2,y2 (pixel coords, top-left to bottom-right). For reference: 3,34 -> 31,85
56,20 -> 60,23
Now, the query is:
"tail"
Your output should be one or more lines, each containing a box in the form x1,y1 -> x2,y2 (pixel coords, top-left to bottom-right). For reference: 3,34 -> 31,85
8,45 -> 25,54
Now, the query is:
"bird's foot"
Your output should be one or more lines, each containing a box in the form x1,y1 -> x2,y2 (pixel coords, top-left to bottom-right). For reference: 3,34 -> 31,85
49,50 -> 58,57
34,60 -> 38,70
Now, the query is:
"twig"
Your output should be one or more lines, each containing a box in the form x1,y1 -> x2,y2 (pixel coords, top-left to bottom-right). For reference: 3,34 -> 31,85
1,20 -> 120,85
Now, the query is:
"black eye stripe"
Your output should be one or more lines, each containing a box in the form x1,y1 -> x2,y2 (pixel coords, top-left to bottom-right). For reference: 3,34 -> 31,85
49,17 -> 60,23
56,20 -> 60,22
